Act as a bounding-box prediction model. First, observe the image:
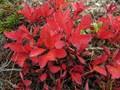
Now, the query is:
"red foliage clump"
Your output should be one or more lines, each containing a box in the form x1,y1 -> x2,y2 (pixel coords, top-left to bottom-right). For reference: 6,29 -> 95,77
4,0 -> 120,90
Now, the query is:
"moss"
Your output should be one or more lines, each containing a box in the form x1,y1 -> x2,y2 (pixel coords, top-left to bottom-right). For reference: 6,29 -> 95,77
5,13 -> 20,28
0,0 -> 22,33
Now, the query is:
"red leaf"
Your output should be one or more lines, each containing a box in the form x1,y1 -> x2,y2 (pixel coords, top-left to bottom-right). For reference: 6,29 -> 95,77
54,10 -> 70,28
4,43 -> 26,53
56,79 -> 62,90
55,41 -> 65,49
39,2 -> 53,17
71,33 -> 92,51
102,46 -> 111,55
18,4 -> 34,22
30,47 -> 46,57
33,26 -> 39,37
97,25 -> 115,39
71,65 -> 84,74
113,87 -> 120,90
70,65 -> 83,84
24,44 -> 32,53
45,17 -> 60,32
50,49 -> 67,59
19,25 -> 29,34
72,2 -> 86,16
40,28 -> 55,49
112,49 -> 120,65
61,64 -> 67,70
93,66 -> 107,76
38,51 -> 56,68
40,27 -> 51,40
49,65 -> 61,73
38,56 -> 49,68
85,80 -> 89,90
31,57 -> 39,64
39,73 -> 47,81
23,80 -> 32,87
71,72 -> 82,84
45,51 -> 56,61
11,53 -> 28,67
91,54 -> 108,66
4,31 -> 24,43
22,63 -> 29,75
112,49 -> 119,59
77,14 -> 92,31
43,84 -> 49,90
18,4 -> 42,23
107,65 -> 120,79
55,0 -> 64,8
4,31 -> 17,40
77,55 -> 85,64
18,3 -> 52,23
51,0 -> 68,9
97,16 -> 118,40
4,25 -> 33,45
16,81 -> 24,90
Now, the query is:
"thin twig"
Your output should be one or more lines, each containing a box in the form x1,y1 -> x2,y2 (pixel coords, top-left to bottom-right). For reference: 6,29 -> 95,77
0,68 -> 21,72
0,78 -> 18,88
85,47 -> 103,51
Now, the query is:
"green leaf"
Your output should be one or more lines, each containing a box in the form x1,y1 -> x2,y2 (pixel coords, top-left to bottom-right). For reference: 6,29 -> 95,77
80,29 -> 91,34
92,22 -> 102,33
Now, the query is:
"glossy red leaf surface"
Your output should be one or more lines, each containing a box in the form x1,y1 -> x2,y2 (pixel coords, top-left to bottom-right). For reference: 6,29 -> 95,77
30,47 -> 46,57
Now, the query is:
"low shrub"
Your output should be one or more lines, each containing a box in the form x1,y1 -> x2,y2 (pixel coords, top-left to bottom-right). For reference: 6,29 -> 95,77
4,0 -> 120,90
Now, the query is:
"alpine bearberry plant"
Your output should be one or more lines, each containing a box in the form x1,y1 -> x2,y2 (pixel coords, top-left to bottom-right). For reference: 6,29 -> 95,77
3,0 -> 120,90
